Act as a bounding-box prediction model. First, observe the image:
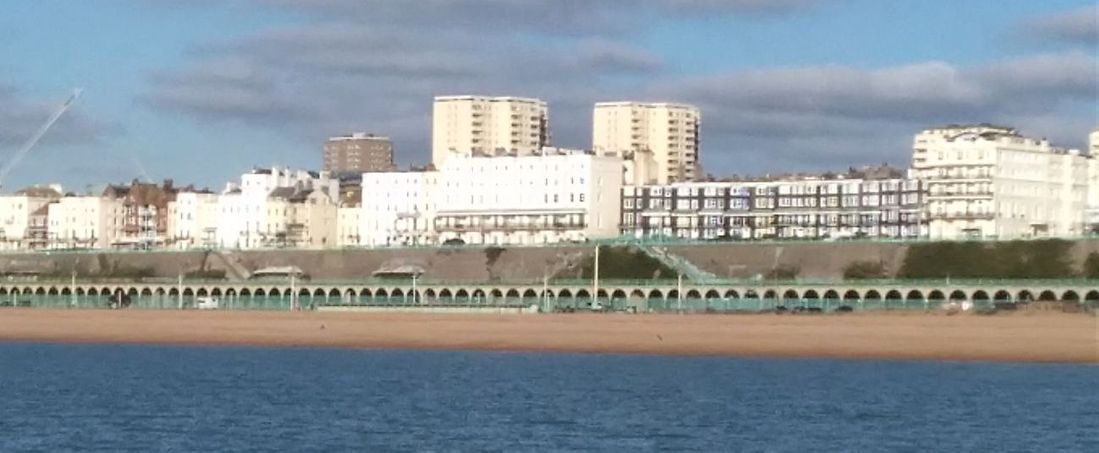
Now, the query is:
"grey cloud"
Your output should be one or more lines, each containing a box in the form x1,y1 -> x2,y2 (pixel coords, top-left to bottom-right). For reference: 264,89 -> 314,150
973,51 -> 1097,100
0,84 -> 116,147
575,40 -> 664,73
139,0 -> 1093,176
140,15 -> 652,164
141,58 -> 310,123
655,52 -> 1096,172
258,0 -> 823,34
1023,5 -> 1098,45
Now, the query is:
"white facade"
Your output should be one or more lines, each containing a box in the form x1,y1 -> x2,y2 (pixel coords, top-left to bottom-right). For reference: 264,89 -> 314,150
167,192 -> 219,249
910,125 -> 1089,239
1087,129 -> 1099,232
46,196 -> 125,249
0,194 -> 56,250
290,190 -> 338,248
361,171 -> 437,247
431,95 -> 549,167
593,102 -> 700,184
1088,157 -> 1099,232
216,168 -> 339,249
361,151 -> 623,246
336,206 -> 362,247
1089,128 -> 1099,156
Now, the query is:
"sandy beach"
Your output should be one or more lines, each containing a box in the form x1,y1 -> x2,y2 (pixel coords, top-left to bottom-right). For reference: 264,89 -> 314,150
0,309 -> 1095,363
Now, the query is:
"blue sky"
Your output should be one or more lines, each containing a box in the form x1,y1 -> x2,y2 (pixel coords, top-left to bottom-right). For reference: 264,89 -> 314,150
1,0 -> 1095,190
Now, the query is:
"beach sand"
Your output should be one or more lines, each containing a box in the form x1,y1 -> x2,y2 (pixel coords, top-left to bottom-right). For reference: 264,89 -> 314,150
0,309 -> 1095,363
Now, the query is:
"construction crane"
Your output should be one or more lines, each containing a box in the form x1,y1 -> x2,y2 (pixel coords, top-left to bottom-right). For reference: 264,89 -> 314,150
0,88 -> 83,190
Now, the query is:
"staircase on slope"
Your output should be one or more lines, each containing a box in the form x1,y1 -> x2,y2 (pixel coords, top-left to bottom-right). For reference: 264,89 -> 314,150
211,251 -> 251,281
638,245 -> 718,283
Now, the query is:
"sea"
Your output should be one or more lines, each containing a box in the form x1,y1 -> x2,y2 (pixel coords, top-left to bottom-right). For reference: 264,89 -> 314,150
0,344 -> 1095,452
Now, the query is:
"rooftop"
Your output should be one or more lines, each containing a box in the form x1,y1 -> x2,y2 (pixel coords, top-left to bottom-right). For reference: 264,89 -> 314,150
327,133 -> 390,142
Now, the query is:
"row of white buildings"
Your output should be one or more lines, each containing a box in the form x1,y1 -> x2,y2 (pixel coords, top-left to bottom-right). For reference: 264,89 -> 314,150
1,121 -> 1096,250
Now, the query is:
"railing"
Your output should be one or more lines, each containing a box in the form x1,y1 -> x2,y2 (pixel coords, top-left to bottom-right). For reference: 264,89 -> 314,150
5,291 -> 1092,314
5,233 -> 1099,255
9,276 -> 1097,288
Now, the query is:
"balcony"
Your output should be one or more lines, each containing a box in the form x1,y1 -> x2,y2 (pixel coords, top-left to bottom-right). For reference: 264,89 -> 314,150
435,222 -> 585,232
927,212 -> 994,221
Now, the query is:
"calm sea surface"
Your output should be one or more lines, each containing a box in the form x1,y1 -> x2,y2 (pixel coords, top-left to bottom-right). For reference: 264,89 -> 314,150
0,344 -> 1095,452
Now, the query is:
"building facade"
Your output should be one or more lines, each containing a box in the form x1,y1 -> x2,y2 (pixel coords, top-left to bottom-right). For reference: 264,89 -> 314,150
621,178 -> 925,240
215,168 -> 339,249
431,96 -> 549,167
593,102 -> 700,184
910,125 -> 1088,239
1087,129 -> 1099,233
0,185 -> 61,250
46,196 -> 126,249
361,171 -> 437,247
102,179 -> 181,248
323,133 -> 395,174
362,150 -> 623,246
167,191 -> 219,249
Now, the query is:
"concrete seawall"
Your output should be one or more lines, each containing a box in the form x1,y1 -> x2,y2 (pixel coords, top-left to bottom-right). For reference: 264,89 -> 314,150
2,239 -> 1097,282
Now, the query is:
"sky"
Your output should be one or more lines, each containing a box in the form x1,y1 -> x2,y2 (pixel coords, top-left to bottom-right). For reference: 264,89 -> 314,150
0,0 -> 1096,191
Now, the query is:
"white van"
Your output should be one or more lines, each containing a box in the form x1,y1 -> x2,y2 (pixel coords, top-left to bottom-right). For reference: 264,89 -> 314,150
196,297 -> 219,310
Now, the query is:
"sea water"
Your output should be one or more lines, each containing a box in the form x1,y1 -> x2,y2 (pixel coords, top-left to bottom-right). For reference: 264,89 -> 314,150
0,344 -> 1095,451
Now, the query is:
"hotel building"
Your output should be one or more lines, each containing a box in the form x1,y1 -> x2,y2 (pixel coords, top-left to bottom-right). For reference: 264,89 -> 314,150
910,125 -> 1088,239
362,149 -> 623,246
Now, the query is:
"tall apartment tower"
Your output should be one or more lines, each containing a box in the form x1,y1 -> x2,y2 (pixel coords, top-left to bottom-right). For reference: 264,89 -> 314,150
592,102 -> 700,185
324,133 -> 395,174
431,96 -> 549,167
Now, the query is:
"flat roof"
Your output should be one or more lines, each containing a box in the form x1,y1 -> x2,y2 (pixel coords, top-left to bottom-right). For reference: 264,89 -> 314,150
434,95 -> 545,104
594,101 -> 698,110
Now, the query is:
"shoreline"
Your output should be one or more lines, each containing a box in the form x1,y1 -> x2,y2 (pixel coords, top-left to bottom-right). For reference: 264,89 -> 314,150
0,309 -> 1095,363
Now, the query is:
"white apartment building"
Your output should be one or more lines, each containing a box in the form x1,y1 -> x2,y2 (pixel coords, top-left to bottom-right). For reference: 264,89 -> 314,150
622,177 -> 925,240
0,186 -> 62,250
593,102 -> 700,185
910,125 -> 1089,239
1087,129 -> 1099,232
216,168 -> 339,249
167,191 -> 219,249
361,150 -> 623,246
361,171 -> 438,247
46,196 -> 125,249
336,205 -> 362,247
431,95 -> 549,167
1090,128 -> 1099,156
